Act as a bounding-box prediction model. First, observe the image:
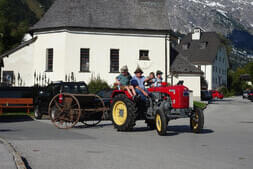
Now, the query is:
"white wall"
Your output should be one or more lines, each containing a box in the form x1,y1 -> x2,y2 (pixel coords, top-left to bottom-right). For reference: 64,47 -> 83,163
172,74 -> 201,101
33,30 -> 170,86
2,30 -> 170,86
2,43 -> 35,86
200,65 -> 212,90
33,31 -> 67,84
198,47 -> 228,90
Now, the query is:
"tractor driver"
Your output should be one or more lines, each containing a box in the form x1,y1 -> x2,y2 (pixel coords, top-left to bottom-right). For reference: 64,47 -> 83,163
131,67 -> 150,101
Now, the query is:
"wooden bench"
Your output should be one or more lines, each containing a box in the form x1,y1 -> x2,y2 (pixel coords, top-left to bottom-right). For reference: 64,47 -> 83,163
0,98 -> 33,115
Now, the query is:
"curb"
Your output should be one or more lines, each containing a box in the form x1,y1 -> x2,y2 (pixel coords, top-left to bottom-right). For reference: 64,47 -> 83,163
0,137 -> 27,169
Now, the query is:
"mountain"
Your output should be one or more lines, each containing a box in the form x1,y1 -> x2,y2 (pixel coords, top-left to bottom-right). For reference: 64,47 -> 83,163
166,0 -> 253,68
167,0 -> 253,34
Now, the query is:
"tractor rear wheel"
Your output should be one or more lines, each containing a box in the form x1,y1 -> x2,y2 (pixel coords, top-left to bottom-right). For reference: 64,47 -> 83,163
155,110 -> 168,136
190,108 -> 204,133
111,94 -> 137,131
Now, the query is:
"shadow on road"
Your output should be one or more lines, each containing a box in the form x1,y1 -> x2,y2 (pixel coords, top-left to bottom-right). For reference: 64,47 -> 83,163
131,127 -> 153,132
74,122 -> 113,129
127,125 -> 214,136
0,129 -> 20,132
115,125 -> 214,136
0,115 -> 34,123
168,125 -> 214,134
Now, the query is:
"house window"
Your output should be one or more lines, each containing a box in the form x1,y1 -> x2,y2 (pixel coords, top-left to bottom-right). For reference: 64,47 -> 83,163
2,71 -> 14,85
200,42 -> 208,49
46,48 -> 53,72
182,43 -> 190,50
110,49 -> 119,73
139,50 -> 149,60
80,48 -> 90,72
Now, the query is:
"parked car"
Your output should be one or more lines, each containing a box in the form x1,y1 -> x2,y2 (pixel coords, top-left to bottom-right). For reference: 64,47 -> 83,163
242,90 -> 250,99
248,90 -> 253,102
96,89 -> 114,108
96,89 -> 114,119
201,90 -> 212,101
34,81 -> 89,119
211,90 -> 224,99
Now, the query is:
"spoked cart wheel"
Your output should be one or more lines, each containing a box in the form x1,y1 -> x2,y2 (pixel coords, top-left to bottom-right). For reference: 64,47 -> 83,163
80,94 -> 105,127
48,93 -> 81,129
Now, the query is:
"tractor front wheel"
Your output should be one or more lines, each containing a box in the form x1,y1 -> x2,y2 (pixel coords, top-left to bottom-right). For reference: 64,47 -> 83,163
190,108 -> 204,133
111,94 -> 137,131
155,110 -> 168,136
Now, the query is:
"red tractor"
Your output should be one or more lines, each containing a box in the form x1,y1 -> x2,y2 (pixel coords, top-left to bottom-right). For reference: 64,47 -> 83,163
110,83 -> 204,136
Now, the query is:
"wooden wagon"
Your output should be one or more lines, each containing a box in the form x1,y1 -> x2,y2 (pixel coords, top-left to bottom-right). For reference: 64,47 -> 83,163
48,93 -> 109,129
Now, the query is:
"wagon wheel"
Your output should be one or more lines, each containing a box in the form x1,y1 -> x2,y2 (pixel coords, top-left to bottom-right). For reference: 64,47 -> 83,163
81,94 -> 105,127
48,93 -> 81,129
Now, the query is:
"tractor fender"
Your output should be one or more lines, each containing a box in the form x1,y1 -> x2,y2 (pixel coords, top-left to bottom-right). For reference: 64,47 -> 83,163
111,90 -> 132,100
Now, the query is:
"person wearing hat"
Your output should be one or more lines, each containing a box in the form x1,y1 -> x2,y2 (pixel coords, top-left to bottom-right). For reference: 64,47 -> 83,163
115,65 -> 136,97
155,70 -> 163,87
131,67 -> 150,100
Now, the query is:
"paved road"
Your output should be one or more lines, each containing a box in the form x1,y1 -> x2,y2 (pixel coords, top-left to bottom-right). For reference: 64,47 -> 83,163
0,142 -> 16,169
0,97 -> 253,169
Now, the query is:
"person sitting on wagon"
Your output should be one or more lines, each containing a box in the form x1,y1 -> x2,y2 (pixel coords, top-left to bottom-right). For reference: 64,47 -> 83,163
131,67 -> 150,100
115,65 -> 136,98
154,70 -> 163,87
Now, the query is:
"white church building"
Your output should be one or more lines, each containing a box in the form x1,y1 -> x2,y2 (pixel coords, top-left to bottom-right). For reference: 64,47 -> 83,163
0,0 -> 203,100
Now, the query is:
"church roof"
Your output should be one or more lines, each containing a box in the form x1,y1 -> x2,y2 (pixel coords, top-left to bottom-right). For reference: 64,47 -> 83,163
30,0 -> 171,32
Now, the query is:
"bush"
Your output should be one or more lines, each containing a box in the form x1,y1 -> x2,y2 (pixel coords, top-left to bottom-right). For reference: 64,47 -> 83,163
88,76 -> 111,94
217,86 -> 234,97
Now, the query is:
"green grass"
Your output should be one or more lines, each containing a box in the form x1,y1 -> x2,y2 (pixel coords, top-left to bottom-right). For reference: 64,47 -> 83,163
194,101 -> 207,110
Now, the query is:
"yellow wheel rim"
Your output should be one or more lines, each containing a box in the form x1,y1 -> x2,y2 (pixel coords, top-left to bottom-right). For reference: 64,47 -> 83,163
156,114 -> 162,132
193,113 -> 199,130
112,101 -> 127,126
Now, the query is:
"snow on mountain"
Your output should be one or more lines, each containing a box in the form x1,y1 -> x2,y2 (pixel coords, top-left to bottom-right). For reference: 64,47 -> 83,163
167,0 -> 253,35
